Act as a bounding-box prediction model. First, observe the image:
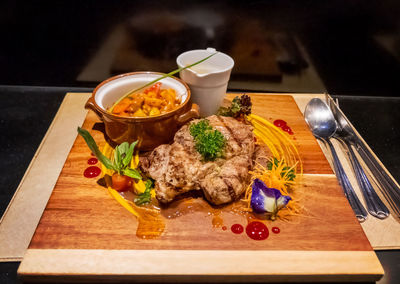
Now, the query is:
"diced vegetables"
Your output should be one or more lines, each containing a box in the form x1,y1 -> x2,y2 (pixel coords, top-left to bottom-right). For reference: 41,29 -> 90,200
100,142 -> 155,198
111,83 -> 181,117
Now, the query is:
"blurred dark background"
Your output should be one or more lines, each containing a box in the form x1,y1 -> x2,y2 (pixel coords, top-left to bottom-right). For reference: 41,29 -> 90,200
1,0 -> 400,95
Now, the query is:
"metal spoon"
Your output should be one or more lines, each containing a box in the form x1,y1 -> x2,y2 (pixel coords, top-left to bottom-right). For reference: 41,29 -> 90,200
306,98 -> 389,219
304,98 -> 368,222
326,96 -> 394,218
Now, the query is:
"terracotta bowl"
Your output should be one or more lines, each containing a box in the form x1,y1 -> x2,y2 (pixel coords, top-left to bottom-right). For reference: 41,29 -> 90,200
85,72 -> 199,150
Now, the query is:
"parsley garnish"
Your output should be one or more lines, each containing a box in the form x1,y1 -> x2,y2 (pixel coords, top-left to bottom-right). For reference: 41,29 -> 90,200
189,119 -> 226,161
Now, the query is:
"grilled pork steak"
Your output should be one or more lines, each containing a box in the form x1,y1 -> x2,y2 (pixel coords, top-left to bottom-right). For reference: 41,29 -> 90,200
141,115 -> 257,205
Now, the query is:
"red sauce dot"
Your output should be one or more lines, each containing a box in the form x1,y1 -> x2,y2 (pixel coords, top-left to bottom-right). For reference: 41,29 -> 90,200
246,221 -> 269,240
90,152 -> 96,156
282,125 -> 293,135
84,166 -> 101,178
231,224 -> 244,234
88,158 -> 98,165
272,227 -> 280,234
273,119 -> 287,128
222,226 -> 227,231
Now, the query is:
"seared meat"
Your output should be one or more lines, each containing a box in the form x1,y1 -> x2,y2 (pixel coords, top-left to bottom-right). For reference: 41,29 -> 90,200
141,115 -> 257,205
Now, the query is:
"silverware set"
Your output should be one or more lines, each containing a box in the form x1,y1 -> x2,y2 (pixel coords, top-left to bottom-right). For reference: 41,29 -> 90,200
304,96 -> 400,222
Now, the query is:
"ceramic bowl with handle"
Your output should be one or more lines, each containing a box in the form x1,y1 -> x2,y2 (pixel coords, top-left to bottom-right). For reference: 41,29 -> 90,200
85,72 -> 199,150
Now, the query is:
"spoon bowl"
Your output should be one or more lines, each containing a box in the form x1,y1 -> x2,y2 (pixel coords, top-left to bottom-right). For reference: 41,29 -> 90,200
304,98 -> 337,139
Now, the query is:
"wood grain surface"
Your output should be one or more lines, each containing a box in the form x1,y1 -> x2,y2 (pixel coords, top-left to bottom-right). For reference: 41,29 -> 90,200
28,94 -> 370,251
18,249 -> 383,283
227,93 -> 333,174
20,93 -> 383,282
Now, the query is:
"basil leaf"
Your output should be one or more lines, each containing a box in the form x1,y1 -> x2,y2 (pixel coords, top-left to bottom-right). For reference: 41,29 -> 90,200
114,145 -> 121,171
122,141 -> 137,168
118,142 -> 129,157
122,167 -> 142,180
77,127 -> 116,171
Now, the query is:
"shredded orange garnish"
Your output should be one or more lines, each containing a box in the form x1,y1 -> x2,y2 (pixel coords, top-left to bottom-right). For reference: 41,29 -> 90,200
244,114 -> 304,220
248,114 -> 303,173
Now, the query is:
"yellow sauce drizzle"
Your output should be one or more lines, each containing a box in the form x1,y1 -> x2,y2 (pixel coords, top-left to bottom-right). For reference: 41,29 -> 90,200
100,143 -> 163,239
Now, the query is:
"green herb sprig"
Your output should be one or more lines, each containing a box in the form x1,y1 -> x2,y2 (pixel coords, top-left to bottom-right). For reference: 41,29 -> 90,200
109,53 -> 217,112
77,127 -> 141,179
217,95 -> 252,118
189,119 -> 226,161
135,179 -> 154,205
267,157 -> 296,181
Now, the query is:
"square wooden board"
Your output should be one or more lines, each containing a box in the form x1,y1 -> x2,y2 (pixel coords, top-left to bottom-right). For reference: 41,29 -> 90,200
18,94 -> 383,282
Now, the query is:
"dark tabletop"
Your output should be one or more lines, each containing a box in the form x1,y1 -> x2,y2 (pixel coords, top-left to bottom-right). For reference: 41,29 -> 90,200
1,0 -> 400,283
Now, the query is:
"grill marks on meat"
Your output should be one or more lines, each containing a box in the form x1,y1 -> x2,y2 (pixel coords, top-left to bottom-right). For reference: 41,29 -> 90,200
141,115 -> 256,205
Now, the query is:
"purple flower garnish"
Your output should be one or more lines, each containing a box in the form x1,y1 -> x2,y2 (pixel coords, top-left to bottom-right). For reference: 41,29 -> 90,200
250,178 -> 292,215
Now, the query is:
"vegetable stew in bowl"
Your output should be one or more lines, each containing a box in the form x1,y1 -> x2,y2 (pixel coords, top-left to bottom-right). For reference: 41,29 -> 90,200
85,72 -> 199,150
111,82 -> 182,117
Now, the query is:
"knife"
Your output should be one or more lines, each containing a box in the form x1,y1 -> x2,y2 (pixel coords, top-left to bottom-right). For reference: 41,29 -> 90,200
326,94 -> 400,218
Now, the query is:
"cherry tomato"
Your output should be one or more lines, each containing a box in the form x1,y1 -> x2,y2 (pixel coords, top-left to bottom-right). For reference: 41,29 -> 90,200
111,173 -> 133,192
144,82 -> 161,95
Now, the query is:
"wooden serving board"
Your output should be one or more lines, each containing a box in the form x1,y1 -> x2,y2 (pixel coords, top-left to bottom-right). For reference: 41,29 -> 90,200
18,94 -> 383,282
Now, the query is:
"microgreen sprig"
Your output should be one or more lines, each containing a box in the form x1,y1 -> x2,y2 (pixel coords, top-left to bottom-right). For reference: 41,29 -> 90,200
217,95 -> 252,118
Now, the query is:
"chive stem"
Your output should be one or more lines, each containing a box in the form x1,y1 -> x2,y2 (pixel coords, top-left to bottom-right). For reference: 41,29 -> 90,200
109,52 -> 217,112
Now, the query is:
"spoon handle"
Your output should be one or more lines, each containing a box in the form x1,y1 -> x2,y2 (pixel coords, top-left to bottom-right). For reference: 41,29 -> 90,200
323,138 -> 368,222
356,142 -> 400,218
338,139 -> 390,219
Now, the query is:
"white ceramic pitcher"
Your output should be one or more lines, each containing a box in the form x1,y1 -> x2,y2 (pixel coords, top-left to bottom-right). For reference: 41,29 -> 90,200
177,48 -> 234,117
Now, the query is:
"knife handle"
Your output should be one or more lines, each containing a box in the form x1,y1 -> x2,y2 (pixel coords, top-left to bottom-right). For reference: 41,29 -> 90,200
342,140 -> 390,219
355,139 -> 400,218
323,138 -> 368,222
